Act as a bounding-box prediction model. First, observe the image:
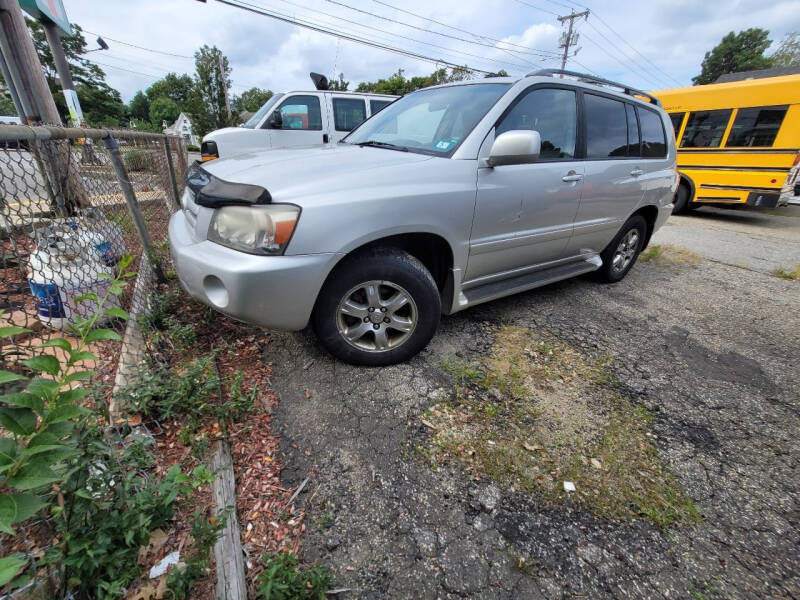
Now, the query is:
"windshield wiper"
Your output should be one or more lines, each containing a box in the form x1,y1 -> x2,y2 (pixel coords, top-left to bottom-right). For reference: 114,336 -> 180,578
355,140 -> 408,152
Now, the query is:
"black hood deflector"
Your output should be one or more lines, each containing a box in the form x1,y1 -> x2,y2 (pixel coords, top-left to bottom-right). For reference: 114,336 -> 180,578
186,162 -> 272,208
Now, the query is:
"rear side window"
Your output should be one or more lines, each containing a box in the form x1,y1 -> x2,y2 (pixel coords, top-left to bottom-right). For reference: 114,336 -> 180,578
638,107 -> 667,157
370,99 -> 392,115
332,98 -> 366,132
278,95 -> 322,130
585,93 -> 628,158
725,105 -> 788,147
680,109 -> 731,148
626,104 -> 640,157
496,87 -> 577,159
669,112 -> 685,138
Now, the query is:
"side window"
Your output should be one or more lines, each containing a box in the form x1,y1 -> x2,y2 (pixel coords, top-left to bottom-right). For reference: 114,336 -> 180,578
370,99 -> 392,115
278,95 -> 322,131
638,107 -> 668,158
584,93 -> 628,158
725,105 -> 788,147
332,98 -> 366,132
496,87 -> 577,159
668,112 -> 685,139
626,103 -> 640,157
680,109 -> 731,148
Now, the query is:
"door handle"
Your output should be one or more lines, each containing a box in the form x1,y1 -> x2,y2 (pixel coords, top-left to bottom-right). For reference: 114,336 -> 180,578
562,171 -> 583,182
630,168 -> 644,177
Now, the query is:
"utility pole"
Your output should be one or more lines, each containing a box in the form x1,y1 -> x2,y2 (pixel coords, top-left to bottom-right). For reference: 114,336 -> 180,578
218,53 -> 231,121
557,9 -> 589,71
42,21 -> 83,125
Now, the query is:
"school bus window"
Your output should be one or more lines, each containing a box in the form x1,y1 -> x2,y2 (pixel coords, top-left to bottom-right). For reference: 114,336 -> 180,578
680,109 -> 732,148
668,112 -> 685,138
725,105 -> 788,147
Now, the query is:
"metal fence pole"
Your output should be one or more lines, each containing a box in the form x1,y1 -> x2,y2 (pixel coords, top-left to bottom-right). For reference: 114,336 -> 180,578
102,133 -> 167,284
162,136 -> 181,212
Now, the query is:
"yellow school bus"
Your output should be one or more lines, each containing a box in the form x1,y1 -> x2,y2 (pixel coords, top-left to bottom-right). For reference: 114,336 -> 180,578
653,74 -> 800,213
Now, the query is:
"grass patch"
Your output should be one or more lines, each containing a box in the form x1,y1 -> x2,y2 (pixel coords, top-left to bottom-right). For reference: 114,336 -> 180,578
429,326 -> 700,528
639,244 -> 701,268
773,264 -> 800,280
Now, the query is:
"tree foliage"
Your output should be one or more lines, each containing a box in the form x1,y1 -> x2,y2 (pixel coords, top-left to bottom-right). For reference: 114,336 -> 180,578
328,73 -> 349,91
232,87 -> 273,114
185,45 -> 233,137
692,28 -> 774,85
25,18 -> 126,125
128,90 -> 150,121
149,96 -> 180,127
771,31 -> 800,67
145,73 -> 194,107
355,67 -> 472,95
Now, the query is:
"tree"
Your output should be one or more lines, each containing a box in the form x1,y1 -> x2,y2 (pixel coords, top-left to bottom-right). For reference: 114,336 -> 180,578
0,93 -> 16,116
771,31 -> 800,67
185,45 -> 232,137
145,73 -> 194,108
149,96 -> 180,127
693,28 -> 774,85
355,67 -> 472,95
25,18 -> 126,125
232,87 -> 273,114
328,73 -> 349,91
128,91 -> 150,121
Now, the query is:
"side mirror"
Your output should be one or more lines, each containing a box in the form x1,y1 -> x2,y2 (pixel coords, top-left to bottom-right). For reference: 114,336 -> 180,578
486,130 -> 541,167
268,109 -> 283,129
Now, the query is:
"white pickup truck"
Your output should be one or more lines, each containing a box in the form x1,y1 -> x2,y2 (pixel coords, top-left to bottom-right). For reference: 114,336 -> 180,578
201,89 -> 397,161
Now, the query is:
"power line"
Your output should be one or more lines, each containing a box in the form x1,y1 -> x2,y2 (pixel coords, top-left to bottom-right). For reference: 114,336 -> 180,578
588,11 -> 683,87
579,31 -> 663,89
582,22 -> 669,88
369,0 -> 561,56
82,30 -> 194,60
255,0 -> 538,71
325,0 -> 556,60
211,0 -> 495,74
510,0 -> 559,18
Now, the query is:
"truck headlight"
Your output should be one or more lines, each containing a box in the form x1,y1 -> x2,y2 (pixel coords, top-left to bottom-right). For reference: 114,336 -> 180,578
208,204 -> 300,255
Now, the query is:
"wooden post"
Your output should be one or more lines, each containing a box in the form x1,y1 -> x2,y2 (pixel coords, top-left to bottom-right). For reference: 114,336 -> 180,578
211,439 -> 247,600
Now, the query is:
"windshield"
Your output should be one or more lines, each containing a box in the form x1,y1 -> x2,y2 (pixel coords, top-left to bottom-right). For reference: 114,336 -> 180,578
241,93 -> 285,128
344,83 -> 511,155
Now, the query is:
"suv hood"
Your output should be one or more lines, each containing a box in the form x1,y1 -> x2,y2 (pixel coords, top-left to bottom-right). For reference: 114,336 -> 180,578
200,144 -> 433,204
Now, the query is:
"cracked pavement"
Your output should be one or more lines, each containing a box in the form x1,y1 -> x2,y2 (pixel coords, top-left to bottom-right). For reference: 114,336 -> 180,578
266,207 -> 799,599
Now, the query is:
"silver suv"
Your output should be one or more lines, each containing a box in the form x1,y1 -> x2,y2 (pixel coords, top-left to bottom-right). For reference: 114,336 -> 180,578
169,70 -> 677,365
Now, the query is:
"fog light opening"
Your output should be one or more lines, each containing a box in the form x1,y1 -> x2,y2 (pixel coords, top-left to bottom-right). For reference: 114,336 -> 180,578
203,275 -> 229,308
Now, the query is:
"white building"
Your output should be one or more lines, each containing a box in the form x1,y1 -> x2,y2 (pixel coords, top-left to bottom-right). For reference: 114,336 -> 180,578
163,112 -> 199,147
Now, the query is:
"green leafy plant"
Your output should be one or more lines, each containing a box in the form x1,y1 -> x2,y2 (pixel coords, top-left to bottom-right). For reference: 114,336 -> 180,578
0,255 -> 194,595
257,552 -> 331,600
166,508 -> 228,599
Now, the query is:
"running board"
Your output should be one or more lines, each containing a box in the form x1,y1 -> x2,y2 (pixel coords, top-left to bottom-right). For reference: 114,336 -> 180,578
461,255 -> 602,307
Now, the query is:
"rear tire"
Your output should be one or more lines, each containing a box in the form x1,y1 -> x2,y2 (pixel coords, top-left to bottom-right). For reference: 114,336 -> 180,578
312,248 -> 441,366
672,182 -> 692,214
597,215 -> 647,283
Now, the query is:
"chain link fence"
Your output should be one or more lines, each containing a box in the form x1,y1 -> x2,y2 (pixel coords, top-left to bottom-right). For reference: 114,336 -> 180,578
0,125 -> 187,598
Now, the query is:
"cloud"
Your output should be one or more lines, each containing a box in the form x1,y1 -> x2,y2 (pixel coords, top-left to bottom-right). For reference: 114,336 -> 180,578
60,0 -> 800,102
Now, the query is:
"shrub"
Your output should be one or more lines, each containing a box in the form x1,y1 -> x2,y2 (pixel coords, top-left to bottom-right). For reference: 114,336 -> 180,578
123,148 -> 154,172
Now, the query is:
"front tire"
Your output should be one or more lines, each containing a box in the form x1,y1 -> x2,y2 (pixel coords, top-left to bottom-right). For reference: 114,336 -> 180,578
312,248 -> 441,366
597,215 -> 647,283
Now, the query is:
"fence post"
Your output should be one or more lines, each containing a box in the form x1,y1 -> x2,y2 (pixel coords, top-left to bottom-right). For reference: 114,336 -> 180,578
162,136 -> 181,212
102,133 -> 167,284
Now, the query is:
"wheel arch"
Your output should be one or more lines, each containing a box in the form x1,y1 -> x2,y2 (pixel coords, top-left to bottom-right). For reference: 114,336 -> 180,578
631,204 -> 659,250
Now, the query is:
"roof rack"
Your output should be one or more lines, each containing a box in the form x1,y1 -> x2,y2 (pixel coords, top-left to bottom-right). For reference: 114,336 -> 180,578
527,69 -> 661,106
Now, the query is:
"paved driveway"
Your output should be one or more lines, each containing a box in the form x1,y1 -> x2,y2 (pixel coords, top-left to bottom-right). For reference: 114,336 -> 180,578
267,207 -> 799,599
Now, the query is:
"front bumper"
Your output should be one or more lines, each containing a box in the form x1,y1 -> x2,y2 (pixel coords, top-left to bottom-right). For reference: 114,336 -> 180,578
168,211 -> 338,330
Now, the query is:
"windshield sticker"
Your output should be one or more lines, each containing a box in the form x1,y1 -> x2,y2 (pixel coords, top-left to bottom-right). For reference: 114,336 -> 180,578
434,140 -> 454,151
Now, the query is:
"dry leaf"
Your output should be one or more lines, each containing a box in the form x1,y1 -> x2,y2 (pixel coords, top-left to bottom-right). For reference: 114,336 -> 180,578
522,442 -> 541,452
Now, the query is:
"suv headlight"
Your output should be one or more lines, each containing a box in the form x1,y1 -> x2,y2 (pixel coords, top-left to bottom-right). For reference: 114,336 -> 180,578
208,204 -> 300,255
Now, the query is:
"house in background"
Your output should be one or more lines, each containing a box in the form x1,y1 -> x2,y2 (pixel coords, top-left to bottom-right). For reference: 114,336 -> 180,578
163,112 -> 199,147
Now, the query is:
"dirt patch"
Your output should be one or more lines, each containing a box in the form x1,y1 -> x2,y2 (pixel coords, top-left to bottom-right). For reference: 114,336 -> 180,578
426,325 -> 699,527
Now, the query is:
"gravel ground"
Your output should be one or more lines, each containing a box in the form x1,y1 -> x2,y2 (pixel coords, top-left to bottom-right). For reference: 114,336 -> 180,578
267,207 -> 799,600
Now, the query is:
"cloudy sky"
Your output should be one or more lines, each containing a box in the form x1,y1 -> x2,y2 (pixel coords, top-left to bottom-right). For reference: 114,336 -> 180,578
61,0 -> 799,103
